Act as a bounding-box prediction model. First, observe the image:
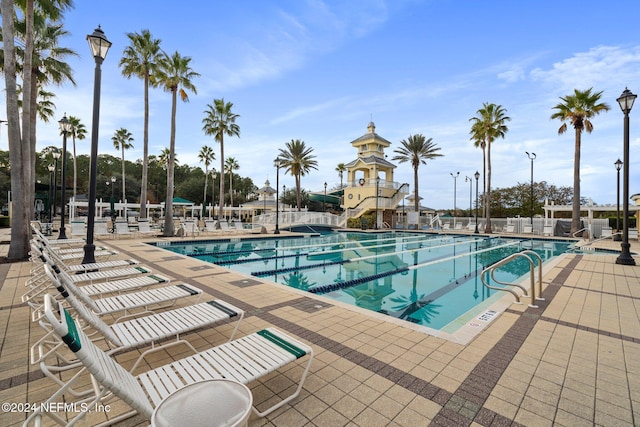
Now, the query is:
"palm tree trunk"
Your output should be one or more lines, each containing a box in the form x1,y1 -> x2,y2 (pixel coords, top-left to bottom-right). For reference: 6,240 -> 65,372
140,73 -> 150,219
3,0 -> 29,260
22,0 -> 35,232
203,166 -> 208,212
413,166 -> 419,211
163,90 -> 177,236
482,143 -> 486,220
72,136 -> 77,202
571,127 -> 582,235
218,138 -> 225,220
296,174 -> 302,211
484,142 -> 492,233
121,146 -> 126,203
229,173 -> 233,209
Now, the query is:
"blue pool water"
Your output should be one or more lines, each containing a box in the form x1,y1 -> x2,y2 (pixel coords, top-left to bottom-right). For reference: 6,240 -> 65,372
156,232 -> 575,331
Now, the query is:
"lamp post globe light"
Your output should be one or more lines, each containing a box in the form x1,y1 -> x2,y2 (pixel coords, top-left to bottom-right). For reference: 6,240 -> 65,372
58,115 -> 72,239
82,26 -> 111,265
526,152 -> 536,225
615,87 -> 636,266
614,158 -> 623,242
474,171 -> 480,234
450,172 -> 459,228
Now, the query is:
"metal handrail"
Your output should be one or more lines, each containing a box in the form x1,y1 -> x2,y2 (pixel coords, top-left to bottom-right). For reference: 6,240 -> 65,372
572,227 -> 589,238
480,251 -> 543,308
581,232 -> 621,246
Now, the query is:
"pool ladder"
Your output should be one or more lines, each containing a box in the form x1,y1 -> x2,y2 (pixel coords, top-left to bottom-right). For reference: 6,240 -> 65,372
480,250 -> 545,308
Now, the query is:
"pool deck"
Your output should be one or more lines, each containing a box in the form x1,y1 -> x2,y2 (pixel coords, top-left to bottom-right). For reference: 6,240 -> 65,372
1,227 -> 639,426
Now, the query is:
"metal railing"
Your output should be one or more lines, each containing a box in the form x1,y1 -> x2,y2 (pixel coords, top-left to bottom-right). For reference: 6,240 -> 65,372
480,250 -> 544,308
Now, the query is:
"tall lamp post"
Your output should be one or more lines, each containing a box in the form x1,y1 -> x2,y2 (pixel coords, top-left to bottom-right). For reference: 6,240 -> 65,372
51,149 -> 60,227
526,152 -> 536,225
474,171 -> 480,234
274,158 -> 281,235
109,176 -> 116,231
323,182 -> 327,213
614,159 -> 623,241
465,176 -> 472,224
58,115 -> 71,239
450,172 -> 459,228
615,88 -> 636,265
82,26 -> 111,265
48,163 -> 55,223
375,176 -> 380,230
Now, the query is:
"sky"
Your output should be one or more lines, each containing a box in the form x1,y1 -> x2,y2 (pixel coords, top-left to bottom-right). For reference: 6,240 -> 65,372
4,0 -> 640,210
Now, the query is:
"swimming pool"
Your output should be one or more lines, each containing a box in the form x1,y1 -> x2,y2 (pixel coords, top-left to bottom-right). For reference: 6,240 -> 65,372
156,231 -> 575,334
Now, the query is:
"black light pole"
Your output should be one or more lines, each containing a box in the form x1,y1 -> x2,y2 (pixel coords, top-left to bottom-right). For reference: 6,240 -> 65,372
614,159 -> 623,241
450,172 -> 459,228
465,176 -> 472,224
375,176 -> 380,230
526,152 -> 536,225
274,158 -> 280,235
110,176 -> 116,231
52,149 -> 60,227
82,26 -> 111,265
48,163 -> 55,223
616,88 -> 636,266
474,171 -> 480,234
323,182 -> 327,213
58,115 -> 71,239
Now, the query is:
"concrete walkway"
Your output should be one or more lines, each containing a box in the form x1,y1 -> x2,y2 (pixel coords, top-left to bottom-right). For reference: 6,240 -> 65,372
0,227 -> 638,426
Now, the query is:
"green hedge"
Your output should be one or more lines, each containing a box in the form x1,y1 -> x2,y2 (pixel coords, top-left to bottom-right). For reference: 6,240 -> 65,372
0,216 -> 9,227
347,213 -> 377,229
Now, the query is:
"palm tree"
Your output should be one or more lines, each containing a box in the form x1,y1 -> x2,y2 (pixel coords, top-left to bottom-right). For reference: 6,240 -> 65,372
469,103 -> 510,233
67,116 -> 86,201
202,99 -> 240,221
158,147 -> 177,170
1,4 -> 74,259
551,88 -> 610,234
119,29 -> 162,219
111,128 -> 134,202
154,51 -> 199,236
225,157 -> 239,208
278,139 -> 318,211
335,163 -> 346,188
198,145 -> 215,215
392,134 -> 443,212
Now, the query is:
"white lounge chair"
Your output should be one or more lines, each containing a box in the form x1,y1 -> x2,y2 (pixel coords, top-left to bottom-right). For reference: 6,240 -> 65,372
28,297 -> 313,426
181,219 -> 200,237
523,224 -> 533,234
79,273 -> 171,297
32,293 -> 245,385
204,219 -> 219,233
94,220 -> 113,239
47,264 -> 202,317
114,221 -> 135,238
69,220 -> 86,237
136,219 -> 157,237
